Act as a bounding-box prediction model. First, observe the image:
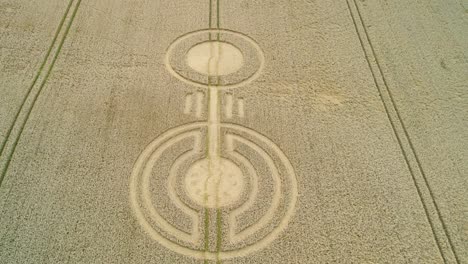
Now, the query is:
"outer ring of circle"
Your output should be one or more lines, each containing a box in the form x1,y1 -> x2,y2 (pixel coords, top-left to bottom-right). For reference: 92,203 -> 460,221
165,29 -> 265,90
129,122 -> 298,260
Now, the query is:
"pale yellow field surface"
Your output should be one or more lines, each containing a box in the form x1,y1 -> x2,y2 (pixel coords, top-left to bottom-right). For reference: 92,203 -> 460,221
0,0 -> 467,263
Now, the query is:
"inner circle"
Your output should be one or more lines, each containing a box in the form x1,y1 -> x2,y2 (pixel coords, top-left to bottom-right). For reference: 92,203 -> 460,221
184,158 -> 244,208
186,41 -> 244,76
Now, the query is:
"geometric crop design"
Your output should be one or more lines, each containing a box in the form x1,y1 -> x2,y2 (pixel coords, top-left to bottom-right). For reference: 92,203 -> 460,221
130,4 -> 298,261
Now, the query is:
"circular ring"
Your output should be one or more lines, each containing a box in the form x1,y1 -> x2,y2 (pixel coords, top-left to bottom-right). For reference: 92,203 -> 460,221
165,29 -> 265,90
130,122 -> 297,260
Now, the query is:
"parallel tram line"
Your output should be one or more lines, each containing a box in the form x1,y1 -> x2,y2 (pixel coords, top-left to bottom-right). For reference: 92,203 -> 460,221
345,0 -> 460,263
0,0 -> 74,160
0,0 -> 83,188
204,0 -> 223,263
